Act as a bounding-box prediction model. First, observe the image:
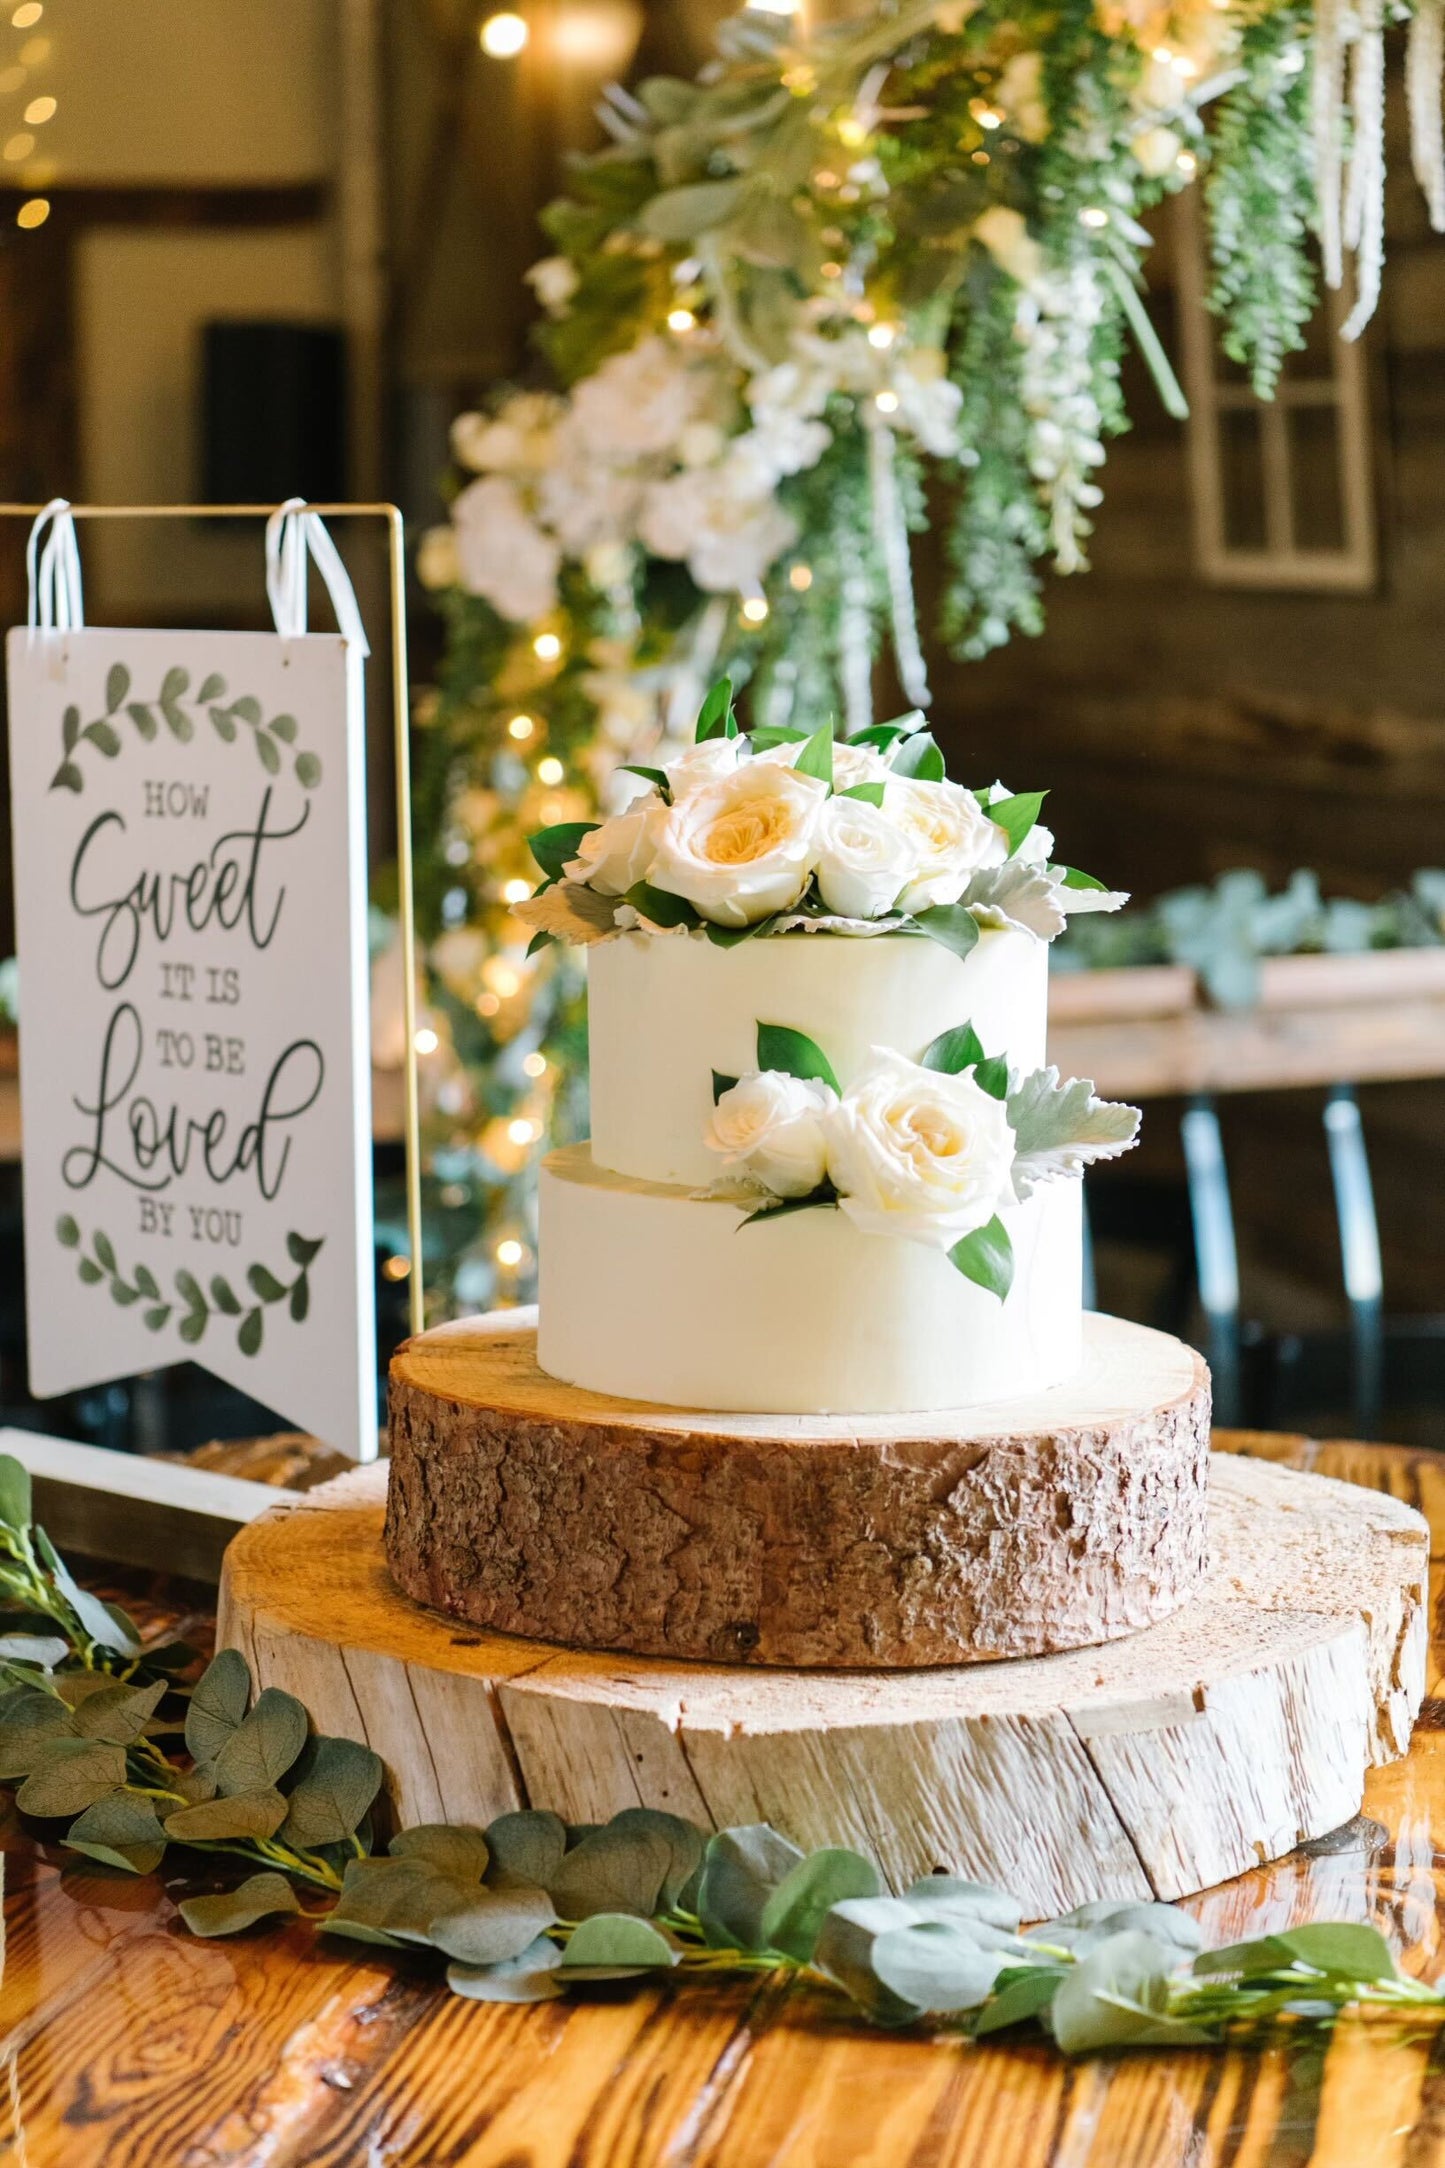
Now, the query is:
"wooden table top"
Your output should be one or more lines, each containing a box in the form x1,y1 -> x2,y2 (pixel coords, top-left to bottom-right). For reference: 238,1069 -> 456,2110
1,1427 -> 1443,2167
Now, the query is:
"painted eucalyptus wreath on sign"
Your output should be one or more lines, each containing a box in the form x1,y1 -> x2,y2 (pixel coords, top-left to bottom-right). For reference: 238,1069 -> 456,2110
402,0 -> 1445,1312
0,1453 -> 1439,2050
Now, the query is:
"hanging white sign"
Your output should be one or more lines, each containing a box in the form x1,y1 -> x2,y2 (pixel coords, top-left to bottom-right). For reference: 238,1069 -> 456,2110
6,504 -> 377,1458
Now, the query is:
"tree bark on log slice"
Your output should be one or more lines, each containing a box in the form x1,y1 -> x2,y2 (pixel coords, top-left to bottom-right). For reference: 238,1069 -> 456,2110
384,1311 -> 1211,1668
216,1453 -> 1428,1915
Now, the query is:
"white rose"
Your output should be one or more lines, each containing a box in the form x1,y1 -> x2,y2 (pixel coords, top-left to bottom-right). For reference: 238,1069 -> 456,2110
416,524 -> 460,592
706,1071 -> 836,1197
753,737 -> 892,792
525,255 -> 579,315
649,763 -> 825,928
814,796 -> 917,919
451,475 -> 561,625
665,735 -> 749,796
888,778 -> 1007,911
822,1049 -> 1017,1250
564,799 -> 663,896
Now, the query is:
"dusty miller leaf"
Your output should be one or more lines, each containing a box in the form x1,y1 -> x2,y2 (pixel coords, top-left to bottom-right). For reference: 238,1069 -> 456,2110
962,861 -> 1068,941
1006,1067 -> 1142,1199
513,881 -> 620,947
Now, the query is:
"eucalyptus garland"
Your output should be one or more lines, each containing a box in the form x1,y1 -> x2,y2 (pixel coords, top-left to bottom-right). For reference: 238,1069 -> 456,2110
0,1452 -> 1439,2050
404,0 -> 1445,1309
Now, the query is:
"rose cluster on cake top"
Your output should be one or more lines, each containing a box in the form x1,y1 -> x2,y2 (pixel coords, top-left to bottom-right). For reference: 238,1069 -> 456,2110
518,678 -> 1126,960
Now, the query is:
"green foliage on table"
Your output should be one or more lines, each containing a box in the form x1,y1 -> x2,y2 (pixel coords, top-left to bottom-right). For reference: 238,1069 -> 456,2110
0,1448 -> 1436,2048
1054,868 -> 1445,1009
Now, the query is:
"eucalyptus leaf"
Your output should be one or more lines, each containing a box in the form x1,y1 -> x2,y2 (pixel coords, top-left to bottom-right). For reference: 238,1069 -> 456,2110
280,1735 -> 383,1849
429,1886 -> 557,1966
1034,1900 -> 1203,1958
903,1878 -> 1023,1932
549,1821 -> 673,1921
605,1808 -> 706,1911
388,1822 -> 490,1882
185,1647 -> 252,1766
870,1921 -> 1007,2014
179,1871 -> 301,1939
447,1935 -> 565,2003
0,1692 -> 76,1778
483,1809 -> 567,1892
759,1847 -> 880,1962
814,1896 -> 928,2026
1049,1931 -> 1208,2055
164,1788 -> 289,1844
33,1529 -> 140,1656
1192,1921 -> 1396,1984
328,1856 -> 467,1944
16,1738 -> 128,1817
211,1686 -> 308,1796
64,1788 -> 165,1874
696,1823 -> 804,1951
560,1912 -> 681,1977
0,1634 -> 66,1670
971,1964 -> 1067,2036
72,1678 -> 167,1745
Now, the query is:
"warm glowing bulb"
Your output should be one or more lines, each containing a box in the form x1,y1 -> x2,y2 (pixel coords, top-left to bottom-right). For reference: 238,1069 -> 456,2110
523,1051 -> 547,1077
15,194 -> 46,227
1152,44 -> 1174,62
508,713 -> 535,740
496,1238 -> 525,1267
867,322 -> 897,349
837,117 -> 867,149
535,755 -> 564,785
4,130 -> 33,160
488,963 -> 522,998
747,0 -> 799,13
414,1026 -> 440,1055
479,11 -> 528,57
820,260 -> 842,279
507,1116 -> 539,1145
741,597 -> 769,624
1176,149 -> 1198,176
10,4 -> 42,27
789,564 -> 814,593
968,98 -> 1003,129
382,1253 -> 411,1282
533,631 -> 562,661
502,877 -> 531,904
1079,206 -> 1109,229
22,93 -> 53,122
18,35 -> 47,61
875,389 -> 900,414
477,991 -> 501,1017
667,307 -> 696,333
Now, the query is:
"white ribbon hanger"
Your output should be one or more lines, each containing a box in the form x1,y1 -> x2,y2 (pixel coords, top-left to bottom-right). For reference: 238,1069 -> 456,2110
264,498 -> 370,657
25,498 -> 84,634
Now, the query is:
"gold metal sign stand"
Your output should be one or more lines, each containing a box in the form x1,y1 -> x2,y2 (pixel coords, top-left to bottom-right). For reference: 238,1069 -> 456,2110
0,500 -> 424,1338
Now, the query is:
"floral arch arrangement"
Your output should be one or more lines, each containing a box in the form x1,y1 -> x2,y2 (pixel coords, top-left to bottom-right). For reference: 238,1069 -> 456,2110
408,0 -> 1445,1309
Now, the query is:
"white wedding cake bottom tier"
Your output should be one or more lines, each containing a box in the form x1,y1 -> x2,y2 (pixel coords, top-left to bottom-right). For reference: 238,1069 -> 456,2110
538,1143 -> 1083,1415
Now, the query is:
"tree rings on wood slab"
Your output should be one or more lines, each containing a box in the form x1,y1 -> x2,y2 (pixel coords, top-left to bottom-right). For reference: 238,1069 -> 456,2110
384,1311 -> 1210,1668
217,1451 -> 1427,1915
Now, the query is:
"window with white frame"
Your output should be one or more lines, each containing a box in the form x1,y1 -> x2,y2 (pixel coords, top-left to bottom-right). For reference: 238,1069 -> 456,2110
1173,194 -> 1376,591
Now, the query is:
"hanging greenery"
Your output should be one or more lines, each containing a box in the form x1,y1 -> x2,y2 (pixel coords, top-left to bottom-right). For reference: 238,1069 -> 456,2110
405,0 -> 1445,1310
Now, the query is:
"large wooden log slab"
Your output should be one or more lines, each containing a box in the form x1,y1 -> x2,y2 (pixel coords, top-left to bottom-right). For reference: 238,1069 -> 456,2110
384,1311 -> 1211,1668
216,1453 -> 1428,1914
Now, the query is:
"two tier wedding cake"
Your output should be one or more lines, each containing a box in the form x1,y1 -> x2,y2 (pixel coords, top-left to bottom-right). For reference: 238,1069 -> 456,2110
521,683 -> 1139,1417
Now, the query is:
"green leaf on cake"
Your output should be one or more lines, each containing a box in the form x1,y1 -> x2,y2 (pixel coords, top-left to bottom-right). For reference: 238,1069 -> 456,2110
748,725 -> 808,751
712,1070 -> 739,1104
622,881 -> 702,930
922,1023 -> 985,1076
1061,865 -> 1109,891
846,710 -> 925,754
618,764 -> 673,802
889,731 -> 946,782
528,821 -> 599,882
739,1188 -> 837,1227
986,791 -> 1048,857
948,1217 -> 1014,1301
908,905 -> 979,962
792,720 -> 834,789
1005,1069 -> 1141,1199
839,781 -> 885,805
695,676 -> 737,741
755,1023 -> 840,1095
972,1056 -> 1010,1101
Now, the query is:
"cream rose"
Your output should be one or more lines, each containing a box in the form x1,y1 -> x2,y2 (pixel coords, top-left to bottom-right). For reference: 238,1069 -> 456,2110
564,799 -> 663,897
813,795 -> 917,919
665,736 -> 749,796
705,1070 -> 836,1197
822,1049 -> 1016,1249
887,778 -> 1008,912
753,737 -> 893,792
649,763 -> 825,927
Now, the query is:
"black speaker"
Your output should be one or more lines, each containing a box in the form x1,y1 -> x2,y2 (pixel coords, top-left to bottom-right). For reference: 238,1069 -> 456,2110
201,321 -> 348,504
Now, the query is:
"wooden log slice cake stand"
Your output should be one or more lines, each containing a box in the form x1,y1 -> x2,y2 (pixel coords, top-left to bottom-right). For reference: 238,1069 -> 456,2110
385,1310 -> 1211,1668
216,1310 -> 1430,1914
